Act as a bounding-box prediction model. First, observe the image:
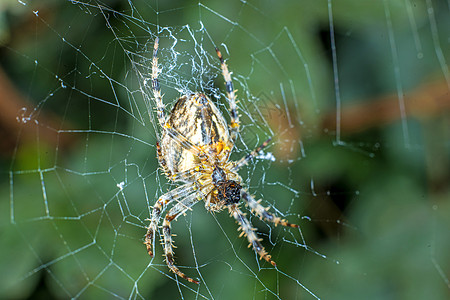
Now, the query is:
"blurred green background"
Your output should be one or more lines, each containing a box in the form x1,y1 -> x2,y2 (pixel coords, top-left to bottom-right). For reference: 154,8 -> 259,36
0,0 -> 449,299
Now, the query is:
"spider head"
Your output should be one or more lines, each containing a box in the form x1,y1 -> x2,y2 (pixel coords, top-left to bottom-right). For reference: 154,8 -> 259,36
217,180 -> 242,205
212,166 -> 242,205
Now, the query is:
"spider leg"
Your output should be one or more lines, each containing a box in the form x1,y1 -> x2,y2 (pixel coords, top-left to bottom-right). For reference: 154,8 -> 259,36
241,189 -> 299,228
151,37 -> 167,128
156,141 -> 172,178
152,38 -> 205,158
215,47 -> 239,142
232,137 -> 272,171
144,183 -> 196,257
229,204 -> 276,266
152,38 -> 211,162
162,192 -> 202,284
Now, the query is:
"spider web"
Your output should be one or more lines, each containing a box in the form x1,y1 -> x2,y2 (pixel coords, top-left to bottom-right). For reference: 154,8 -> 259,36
1,0 -> 450,299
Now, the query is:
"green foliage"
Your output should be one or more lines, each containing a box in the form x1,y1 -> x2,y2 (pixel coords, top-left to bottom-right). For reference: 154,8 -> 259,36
0,0 -> 449,299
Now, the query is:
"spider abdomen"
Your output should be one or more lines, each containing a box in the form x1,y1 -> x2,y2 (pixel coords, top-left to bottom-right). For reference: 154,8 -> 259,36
159,93 -> 232,179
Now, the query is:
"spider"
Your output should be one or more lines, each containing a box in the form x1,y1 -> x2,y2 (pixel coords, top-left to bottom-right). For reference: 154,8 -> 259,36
144,37 -> 298,284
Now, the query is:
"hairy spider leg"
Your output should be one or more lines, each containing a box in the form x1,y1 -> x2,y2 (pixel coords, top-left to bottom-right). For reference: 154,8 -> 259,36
152,38 -> 208,161
233,137 -> 272,171
229,204 -> 276,266
151,37 -> 166,128
145,183 -> 196,257
167,166 -> 202,182
215,47 -> 239,143
241,189 -> 299,228
156,141 -> 172,179
162,192 -> 202,284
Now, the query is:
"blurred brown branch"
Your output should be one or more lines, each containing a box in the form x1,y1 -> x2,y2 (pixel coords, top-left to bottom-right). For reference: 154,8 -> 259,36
0,66 -> 75,157
266,79 -> 450,160
321,80 -> 450,134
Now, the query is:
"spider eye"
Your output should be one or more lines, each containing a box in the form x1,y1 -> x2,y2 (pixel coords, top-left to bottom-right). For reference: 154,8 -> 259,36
217,180 -> 242,205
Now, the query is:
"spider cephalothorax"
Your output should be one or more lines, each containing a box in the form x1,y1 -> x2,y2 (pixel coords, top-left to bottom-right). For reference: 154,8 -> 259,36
144,37 -> 298,284
212,166 -> 242,205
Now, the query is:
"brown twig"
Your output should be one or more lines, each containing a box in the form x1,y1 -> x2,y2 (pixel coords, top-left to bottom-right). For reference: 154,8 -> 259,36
0,66 -> 75,157
321,80 -> 450,134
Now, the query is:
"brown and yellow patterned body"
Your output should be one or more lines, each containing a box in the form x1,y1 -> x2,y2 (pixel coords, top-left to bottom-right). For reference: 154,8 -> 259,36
158,93 -> 233,181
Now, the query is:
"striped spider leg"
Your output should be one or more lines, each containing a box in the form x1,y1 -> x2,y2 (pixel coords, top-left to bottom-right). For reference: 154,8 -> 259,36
231,138 -> 298,265
144,183 -> 196,257
229,189 -> 298,267
215,47 -> 240,142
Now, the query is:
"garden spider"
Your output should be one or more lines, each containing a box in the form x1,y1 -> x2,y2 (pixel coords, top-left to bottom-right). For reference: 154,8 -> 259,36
144,37 -> 298,284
